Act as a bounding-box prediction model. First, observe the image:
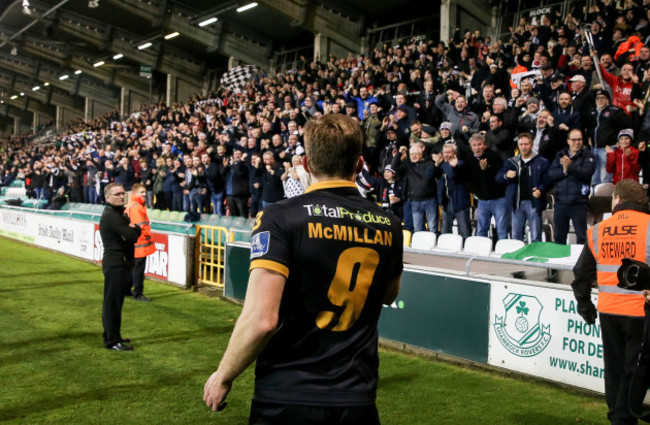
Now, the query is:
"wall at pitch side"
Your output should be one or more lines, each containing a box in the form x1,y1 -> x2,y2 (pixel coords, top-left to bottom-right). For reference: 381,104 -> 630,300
224,243 -> 605,394
0,208 -> 190,287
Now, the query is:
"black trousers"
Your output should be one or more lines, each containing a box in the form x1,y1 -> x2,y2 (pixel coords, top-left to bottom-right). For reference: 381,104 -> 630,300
600,312 -> 645,425
249,401 -> 380,425
102,264 -> 133,347
227,195 -> 248,217
132,257 -> 147,296
553,202 -> 588,244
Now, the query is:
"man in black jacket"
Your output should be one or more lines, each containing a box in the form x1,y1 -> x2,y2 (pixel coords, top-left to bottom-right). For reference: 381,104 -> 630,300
201,152 -> 225,216
547,129 -> 596,244
587,89 -> 632,186
223,150 -> 250,217
99,183 -> 141,351
256,151 -> 285,209
465,134 -> 508,239
391,142 -> 438,233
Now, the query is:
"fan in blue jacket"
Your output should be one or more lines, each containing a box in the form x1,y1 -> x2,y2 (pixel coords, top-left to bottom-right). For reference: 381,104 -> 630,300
496,133 -> 550,242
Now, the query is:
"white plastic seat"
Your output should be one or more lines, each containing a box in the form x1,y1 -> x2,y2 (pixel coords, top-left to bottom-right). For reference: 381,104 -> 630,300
435,233 -> 463,252
463,236 -> 493,256
494,239 -> 525,255
410,231 -> 437,250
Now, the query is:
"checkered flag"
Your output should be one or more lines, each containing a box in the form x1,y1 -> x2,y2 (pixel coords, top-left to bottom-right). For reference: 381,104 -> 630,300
220,65 -> 259,93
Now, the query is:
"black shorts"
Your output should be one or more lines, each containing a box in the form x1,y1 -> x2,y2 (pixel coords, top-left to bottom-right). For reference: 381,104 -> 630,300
249,400 -> 380,425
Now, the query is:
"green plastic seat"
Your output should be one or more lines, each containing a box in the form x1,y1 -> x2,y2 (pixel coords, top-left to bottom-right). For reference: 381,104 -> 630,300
218,215 -> 234,227
170,211 -> 185,222
158,210 -> 171,222
148,209 -> 161,220
231,217 -> 245,227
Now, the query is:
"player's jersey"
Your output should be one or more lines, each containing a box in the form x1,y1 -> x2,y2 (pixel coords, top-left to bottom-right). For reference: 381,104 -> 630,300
249,180 -> 403,406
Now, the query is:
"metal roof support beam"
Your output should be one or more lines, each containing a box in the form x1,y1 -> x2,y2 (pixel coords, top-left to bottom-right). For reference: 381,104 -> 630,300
27,1 -> 206,86
258,0 -> 362,53
220,33 -> 271,69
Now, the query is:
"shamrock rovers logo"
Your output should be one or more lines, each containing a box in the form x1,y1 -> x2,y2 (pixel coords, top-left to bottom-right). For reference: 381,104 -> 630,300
494,293 -> 551,357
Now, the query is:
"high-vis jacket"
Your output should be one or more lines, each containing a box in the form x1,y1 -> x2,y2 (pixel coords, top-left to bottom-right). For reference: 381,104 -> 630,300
586,207 -> 649,317
125,195 -> 156,259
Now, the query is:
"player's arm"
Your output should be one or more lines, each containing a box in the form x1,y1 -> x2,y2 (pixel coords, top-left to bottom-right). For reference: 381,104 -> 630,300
203,267 -> 286,411
383,275 -> 402,305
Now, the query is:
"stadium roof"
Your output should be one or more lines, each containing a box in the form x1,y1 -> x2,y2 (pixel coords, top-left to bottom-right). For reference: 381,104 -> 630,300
0,0 -> 439,125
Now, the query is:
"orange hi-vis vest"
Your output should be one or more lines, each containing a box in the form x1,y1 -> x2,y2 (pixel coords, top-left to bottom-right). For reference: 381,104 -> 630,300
587,209 -> 650,317
125,195 -> 156,259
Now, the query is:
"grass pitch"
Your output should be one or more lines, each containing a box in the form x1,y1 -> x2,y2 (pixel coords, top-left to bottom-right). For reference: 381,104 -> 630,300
0,237 -> 609,424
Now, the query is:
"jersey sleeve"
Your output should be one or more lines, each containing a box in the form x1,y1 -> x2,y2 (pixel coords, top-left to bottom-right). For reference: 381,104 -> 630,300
249,206 -> 291,278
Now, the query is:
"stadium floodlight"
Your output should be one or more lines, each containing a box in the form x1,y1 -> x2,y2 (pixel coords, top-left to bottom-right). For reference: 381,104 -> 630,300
164,32 -> 179,40
88,0 -> 99,7
137,42 -> 152,50
10,47 -> 17,56
74,70 -> 82,75
22,0 -> 31,15
93,60 -> 105,67
10,95 -> 17,99
20,92 -> 25,96
198,17 -> 217,27
113,53 -> 123,60
59,75 -> 69,80
32,86 -> 40,91
43,82 -> 49,86
236,3 -> 258,12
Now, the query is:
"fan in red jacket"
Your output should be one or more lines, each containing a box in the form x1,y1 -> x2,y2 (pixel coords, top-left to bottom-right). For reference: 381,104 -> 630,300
600,62 -> 639,115
606,129 -> 641,185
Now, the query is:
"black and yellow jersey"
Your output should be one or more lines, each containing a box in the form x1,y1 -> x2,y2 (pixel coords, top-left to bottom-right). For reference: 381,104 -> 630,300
249,180 -> 403,406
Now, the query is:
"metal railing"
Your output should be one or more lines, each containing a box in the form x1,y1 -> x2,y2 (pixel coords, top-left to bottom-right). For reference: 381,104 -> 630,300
195,224 -> 230,288
365,15 -> 439,51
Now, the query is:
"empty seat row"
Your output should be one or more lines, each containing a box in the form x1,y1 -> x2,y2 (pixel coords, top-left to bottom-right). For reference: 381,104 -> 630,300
408,231 -> 525,256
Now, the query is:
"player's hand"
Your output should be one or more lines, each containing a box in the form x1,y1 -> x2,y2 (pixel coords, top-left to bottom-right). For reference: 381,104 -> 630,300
506,170 -> 517,179
532,187 -> 541,198
203,371 -> 230,412
605,145 -> 613,154
479,158 -> 488,170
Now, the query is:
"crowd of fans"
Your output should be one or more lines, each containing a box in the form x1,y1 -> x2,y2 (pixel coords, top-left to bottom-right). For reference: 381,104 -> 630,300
1,0 -> 650,244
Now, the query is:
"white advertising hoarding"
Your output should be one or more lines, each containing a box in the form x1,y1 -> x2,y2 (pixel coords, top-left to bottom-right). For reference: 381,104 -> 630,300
489,281 -> 604,393
0,210 -> 94,260
0,208 -> 189,287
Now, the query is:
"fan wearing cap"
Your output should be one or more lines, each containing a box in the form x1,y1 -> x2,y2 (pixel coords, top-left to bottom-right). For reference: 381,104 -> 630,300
587,89 -> 633,186
568,75 -> 595,129
376,166 -> 405,220
606,129 -> 641,185
390,91 -> 417,124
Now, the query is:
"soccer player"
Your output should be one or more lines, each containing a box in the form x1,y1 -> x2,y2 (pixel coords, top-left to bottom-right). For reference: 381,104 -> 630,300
203,114 -> 404,424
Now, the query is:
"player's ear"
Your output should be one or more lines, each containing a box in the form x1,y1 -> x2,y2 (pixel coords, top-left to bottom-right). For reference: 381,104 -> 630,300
302,155 -> 310,173
355,156 -> 364,174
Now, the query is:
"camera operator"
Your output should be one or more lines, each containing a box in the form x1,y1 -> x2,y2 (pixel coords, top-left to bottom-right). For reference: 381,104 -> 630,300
571,179 -> 650,425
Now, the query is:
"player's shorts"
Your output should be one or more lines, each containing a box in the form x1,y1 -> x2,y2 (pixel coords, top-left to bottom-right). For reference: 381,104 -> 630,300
249,400 -> 381,425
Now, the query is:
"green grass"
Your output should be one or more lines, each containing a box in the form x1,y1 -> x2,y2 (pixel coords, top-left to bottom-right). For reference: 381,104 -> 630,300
0,237 -> 609,424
